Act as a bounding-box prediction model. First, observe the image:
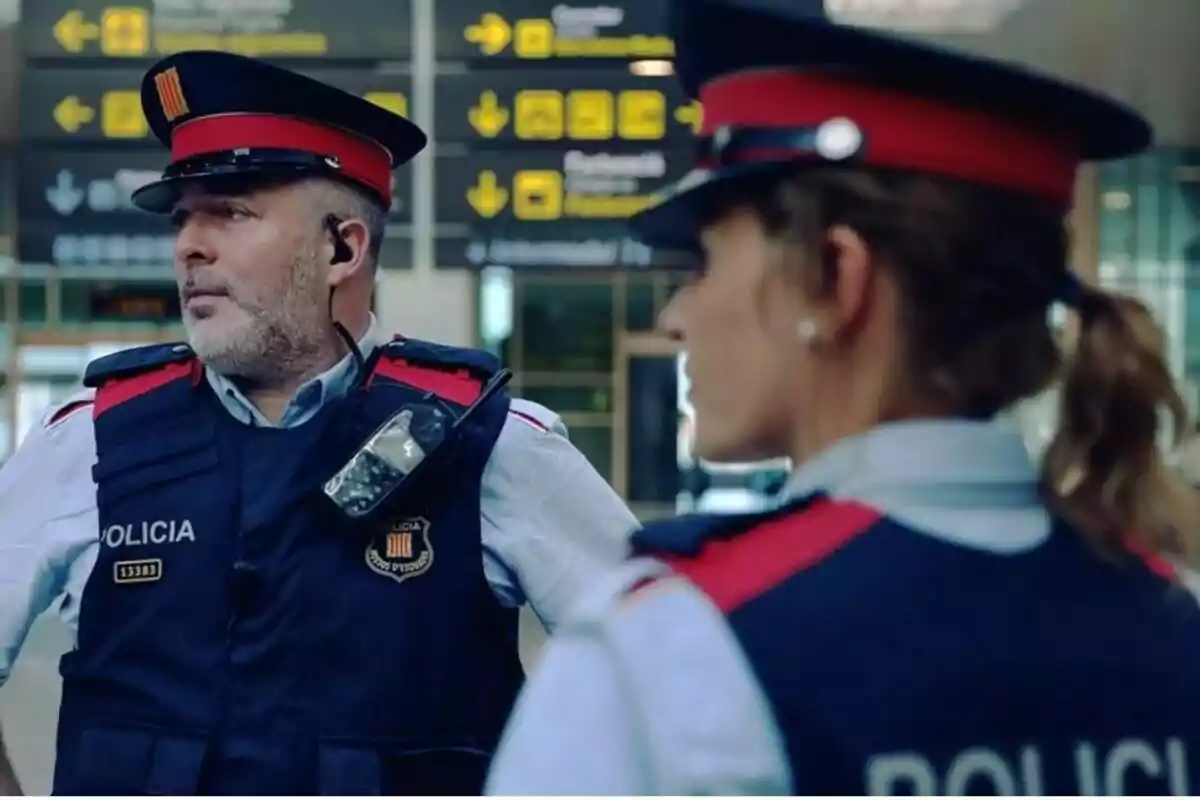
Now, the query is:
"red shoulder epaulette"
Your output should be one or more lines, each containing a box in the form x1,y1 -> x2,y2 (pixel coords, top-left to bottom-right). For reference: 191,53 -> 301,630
370,355 -> 484,405
663,498 -> 881,613
94,359 -> 202,417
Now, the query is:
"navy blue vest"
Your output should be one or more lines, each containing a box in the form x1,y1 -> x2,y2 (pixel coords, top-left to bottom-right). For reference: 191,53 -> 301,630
633,494 -> 1200,796
55,338 -> 525,796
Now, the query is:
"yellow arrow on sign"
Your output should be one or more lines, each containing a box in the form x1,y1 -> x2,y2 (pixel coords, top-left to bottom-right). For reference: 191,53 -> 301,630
365,91 -> 408,118
674,100 -> 703,134
469,91 -> 509,137
53,10 -> 100,53
464,12 -> 512,56
54,96 -> 95,133
467,170 -> 508,218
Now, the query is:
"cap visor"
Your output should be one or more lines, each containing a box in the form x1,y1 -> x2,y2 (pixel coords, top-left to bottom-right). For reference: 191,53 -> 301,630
628,161 -> 788,251
131,164 -> 388,214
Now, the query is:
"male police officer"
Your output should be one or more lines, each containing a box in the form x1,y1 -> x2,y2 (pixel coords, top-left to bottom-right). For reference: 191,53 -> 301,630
0,52 -> 636,795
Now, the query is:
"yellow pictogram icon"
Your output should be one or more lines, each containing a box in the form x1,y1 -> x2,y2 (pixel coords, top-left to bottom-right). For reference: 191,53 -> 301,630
513,171 -> 563,221
513,90 -> 563,140
675,100 -> 703,134
566,90 -> 614,140
513,18 -> 554,59
52,10 -> 100,53
53,96 -> 95,133
100,7 -> 151,56
467,170 -> 509,218
619,90 -> 666,140
101,90 -> 147,138
464,13 -> 512,56
364,92 -> 408,118
468,91 -> 510,137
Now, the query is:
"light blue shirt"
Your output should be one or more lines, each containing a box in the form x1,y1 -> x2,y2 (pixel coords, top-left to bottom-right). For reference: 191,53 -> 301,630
485,418 -> 1166,795
203,318 -> 387,429
0,317 -> 638,686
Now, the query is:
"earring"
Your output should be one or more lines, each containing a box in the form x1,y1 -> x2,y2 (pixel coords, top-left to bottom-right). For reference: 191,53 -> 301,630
797,318 -> 819,342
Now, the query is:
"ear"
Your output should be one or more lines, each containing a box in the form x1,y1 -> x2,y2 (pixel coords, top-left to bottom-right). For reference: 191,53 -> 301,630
821,223 -> 876,341
326,217 -> 372,288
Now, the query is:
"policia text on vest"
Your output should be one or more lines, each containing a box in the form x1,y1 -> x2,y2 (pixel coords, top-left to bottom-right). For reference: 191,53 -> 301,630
867,738 -> 1190,795
103,520 -> 196,548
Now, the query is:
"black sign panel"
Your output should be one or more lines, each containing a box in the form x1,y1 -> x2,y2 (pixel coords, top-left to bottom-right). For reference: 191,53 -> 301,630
81,280 -> 182,322
20,68 -> 413,143
18,150 -> 413,223
438,1 -> 671,61
19,150 -> 170,223
434,147 -> 693,270
16,150 -> 174,267
20,227 -> 416,270
436,70 -> 697,145
437,149 -> 688,226
17,151 -> 414,267
436,232 -> 693,270
18,221 -> 176,269
22,0 -> 412,60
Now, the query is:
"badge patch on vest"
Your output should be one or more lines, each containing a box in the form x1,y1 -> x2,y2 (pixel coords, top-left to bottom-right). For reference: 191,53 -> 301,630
366,517 -> 434,583
114,558 -> 163,584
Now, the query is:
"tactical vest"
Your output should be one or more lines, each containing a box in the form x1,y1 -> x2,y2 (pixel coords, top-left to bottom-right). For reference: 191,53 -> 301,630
633,494 -> 1200,796
54,337 -> 525,796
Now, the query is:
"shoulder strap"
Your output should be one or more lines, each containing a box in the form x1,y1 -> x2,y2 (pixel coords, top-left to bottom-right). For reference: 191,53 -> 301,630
629,500 -> 805,558
638,495 -> 881,614
369,336 -> 502,407
83,342 -> 200,417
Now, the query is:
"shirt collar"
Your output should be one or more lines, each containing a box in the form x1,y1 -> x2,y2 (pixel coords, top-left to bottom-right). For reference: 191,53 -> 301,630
206,314 -> 387,428
780,418 -> 1040,504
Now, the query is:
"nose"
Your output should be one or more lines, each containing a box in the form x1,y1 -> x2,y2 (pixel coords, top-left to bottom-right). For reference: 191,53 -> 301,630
657,285 -> 689,344
173,216 -> 217,273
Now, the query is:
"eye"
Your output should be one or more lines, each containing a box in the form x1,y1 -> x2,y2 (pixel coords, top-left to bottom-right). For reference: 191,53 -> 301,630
221,204 -> 252,221
169,208 -> 190,229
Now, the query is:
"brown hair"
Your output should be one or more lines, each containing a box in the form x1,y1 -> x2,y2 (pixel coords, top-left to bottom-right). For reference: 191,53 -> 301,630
724,166 -> 1200,567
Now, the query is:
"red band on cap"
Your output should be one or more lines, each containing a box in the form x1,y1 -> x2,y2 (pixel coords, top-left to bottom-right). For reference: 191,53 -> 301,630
700,70 -> 1079,209
171,114 -> 393,204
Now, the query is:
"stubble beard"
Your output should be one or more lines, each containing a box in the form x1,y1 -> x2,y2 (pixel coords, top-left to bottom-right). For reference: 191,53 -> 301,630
184,249 -> 329,388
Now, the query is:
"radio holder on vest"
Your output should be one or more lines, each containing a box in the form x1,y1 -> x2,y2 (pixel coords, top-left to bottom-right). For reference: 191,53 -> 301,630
324,367 -> 513,521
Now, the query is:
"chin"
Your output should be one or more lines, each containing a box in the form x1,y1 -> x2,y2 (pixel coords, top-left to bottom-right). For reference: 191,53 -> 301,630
693,431 -> 756,465
693,421 -> 786,466
184,318 -> 245,363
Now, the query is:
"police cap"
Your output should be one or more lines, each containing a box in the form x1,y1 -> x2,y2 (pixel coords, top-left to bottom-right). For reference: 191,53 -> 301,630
131,51 -> 427,214
630,0 -> 1153,250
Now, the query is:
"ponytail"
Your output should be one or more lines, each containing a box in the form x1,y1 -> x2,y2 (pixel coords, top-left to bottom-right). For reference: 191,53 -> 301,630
1042,285 -> 1200,566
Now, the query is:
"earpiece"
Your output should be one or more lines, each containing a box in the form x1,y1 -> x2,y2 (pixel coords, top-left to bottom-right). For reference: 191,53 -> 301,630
325,214 -> 353,265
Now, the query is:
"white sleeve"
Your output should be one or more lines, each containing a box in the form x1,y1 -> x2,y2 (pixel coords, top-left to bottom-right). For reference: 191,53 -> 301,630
485,558 -> 792,796
0,390 -> 100,686
479,399 -> 638,631
1177,566 -> 1200,604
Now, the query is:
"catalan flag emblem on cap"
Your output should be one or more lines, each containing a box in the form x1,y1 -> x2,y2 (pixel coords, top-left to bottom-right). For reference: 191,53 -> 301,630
153,67 -> 189,123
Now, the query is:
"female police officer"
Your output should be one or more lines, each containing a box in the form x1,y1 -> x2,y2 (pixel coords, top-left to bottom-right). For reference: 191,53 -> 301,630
484,0 -> 1200,794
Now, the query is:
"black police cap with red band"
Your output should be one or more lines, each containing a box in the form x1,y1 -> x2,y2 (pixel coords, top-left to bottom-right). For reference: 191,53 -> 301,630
629,0 -> 1153,251
131,51 -> 427,214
